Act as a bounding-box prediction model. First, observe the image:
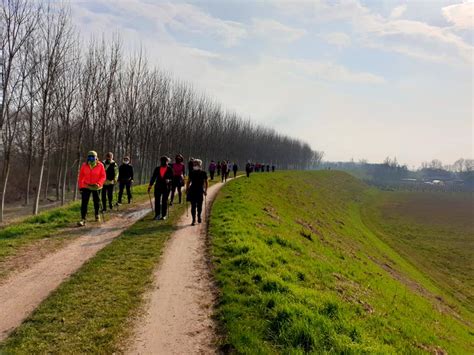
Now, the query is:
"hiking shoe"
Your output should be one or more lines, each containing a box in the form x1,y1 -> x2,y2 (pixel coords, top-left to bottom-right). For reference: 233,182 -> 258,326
77,220 -> 86,227
169,201 -> 173,206
191,220 -> 196,226
162,216 -> 168,221
154,215 -> 161,221
95,215 -> 100,222
198,217 -> 202,224
116,202 -> 122,206
101,208 -> 106,213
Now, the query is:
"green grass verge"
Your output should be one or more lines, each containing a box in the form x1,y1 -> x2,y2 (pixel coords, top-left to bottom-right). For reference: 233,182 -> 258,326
209,171 -> 473,353
0,185 -> 149,275
0,198 -> 187,353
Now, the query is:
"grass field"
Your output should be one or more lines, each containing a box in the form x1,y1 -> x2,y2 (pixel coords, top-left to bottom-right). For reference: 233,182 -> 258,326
363,191 -> 473,315
209,171 -> 473,353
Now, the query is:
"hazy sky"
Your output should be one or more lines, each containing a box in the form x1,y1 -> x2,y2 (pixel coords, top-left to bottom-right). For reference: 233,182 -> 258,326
70,0 -> 473,168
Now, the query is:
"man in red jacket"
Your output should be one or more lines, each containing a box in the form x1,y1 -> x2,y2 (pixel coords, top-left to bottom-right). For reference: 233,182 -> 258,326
77,150 -> 106,226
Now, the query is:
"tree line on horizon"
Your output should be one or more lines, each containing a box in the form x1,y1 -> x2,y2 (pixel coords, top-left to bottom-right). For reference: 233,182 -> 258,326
0,0 -> 323,221
321,157 -> 474,191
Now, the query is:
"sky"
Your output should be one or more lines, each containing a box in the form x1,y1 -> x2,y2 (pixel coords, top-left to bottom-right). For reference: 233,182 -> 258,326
70,0 -> 473,168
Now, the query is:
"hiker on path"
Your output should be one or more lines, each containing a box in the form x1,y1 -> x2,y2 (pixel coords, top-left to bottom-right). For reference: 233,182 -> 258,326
186,159 -> 208,226
209,160 -> 217,180
118,156 -> 134,204
272,165 -> 275,172
232,162 -> 238,178
226,161 -> 232,180
77,151 -> 106,226
221,160 -> 228,183
266,164 -> 270,172
101,152 -> 119,212
187,157 -> 195,176
170,154 -> 185,205
245,161 -> 252,178
148,156 -> 173,220
217,161 -> 221,176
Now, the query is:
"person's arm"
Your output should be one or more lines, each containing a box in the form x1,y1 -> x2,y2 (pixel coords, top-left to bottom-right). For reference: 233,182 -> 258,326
204,175 -> 209,196
186,171 -> 191,191
130,165 -> 134,182
97,163 -> 106,188
148,167 -> 158,191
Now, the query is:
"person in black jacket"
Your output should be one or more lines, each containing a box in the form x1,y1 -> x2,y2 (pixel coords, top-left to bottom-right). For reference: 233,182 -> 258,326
101,152 -> 119,212
118,156 -> 134,204
148,156 -> 173,220
186,159 -> 208,226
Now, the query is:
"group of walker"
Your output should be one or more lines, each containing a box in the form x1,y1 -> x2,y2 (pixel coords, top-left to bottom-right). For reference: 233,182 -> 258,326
78,151 -> 276,227
77,152 -> 212,227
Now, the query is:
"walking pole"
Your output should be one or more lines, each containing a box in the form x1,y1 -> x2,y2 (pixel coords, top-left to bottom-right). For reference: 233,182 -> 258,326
97,189 -> 106,223
148,190 -> 154,212
115,183 -> 120,211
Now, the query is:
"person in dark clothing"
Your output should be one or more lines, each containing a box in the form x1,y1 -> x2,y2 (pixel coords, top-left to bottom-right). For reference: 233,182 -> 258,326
148,156 -> 173,220
221,160 -> 228,182
216,161 -> 221,176
232,162 -> 238,178
170,154 -> 185,205
101,152 -> 119,212
245,161 -> 252,178
187,157 -> 194,177
186,159 -> 208,226
118,156 -> 134,204
266,164 -> 270,172
272,165 -> 275,172
209,160 -> 217,180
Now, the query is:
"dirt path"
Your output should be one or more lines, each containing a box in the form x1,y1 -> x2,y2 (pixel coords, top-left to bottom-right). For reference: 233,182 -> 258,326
126,181 -> 227,354
0,202 -> 151,342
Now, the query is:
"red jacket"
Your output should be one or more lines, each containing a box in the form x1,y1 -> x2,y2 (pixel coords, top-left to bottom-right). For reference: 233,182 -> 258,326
78,162 -> 106,190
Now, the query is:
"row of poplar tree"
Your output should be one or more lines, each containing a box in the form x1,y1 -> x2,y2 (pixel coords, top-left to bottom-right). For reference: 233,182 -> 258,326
0,0 -> 323,221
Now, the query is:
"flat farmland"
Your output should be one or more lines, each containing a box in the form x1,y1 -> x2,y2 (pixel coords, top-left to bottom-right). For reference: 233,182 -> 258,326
363,191 -> 474,313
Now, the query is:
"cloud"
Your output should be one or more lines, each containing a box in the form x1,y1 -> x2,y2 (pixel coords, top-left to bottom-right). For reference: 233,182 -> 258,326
442,1 -> 474,29
390,5 -> 407,19
251,18 -> 306,42
320,32 -> 351,48
275,58 -> 385,84
275,0 -> 473,65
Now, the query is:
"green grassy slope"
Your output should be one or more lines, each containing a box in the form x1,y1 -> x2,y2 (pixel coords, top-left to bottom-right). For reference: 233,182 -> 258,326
209,171 -> 473,353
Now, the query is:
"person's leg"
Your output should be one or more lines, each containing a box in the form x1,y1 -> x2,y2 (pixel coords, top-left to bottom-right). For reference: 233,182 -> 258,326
177,185 -> 182,203
101,187 -> 107,211
118,182 -> 124,203
107,185 -> 113,209
154,190 -> 161,218
126,182 -> 132,203
197,197 -> 203,223
92,190 -> 100,218
81,189 -> 91,220
191,200 -> 197,224
161,190 -> 169,217
170,181 -> 176,204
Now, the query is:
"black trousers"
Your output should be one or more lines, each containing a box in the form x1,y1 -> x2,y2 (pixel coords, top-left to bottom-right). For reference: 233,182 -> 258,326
81,188 -> 100,219
170,176 -> 183,203
233,170 -> 237,178
210,171 -> 215,180
246,170 -> 251,178
221,172 -> 227,182
154,189 -> 169,217
101,184 -> 114,210
191,197 -> 203,222
118,181 -> 132,203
